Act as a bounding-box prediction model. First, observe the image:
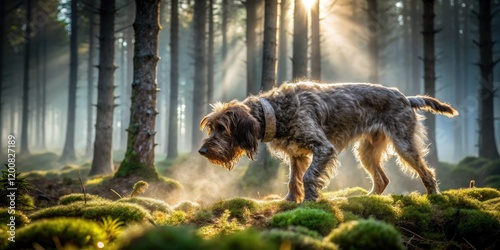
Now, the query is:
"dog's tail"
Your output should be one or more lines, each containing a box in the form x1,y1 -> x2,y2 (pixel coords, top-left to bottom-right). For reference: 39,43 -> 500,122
407,96 -> 459,117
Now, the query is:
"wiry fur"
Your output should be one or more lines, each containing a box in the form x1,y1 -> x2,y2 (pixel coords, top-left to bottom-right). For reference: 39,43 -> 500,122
199,82 -> 458,202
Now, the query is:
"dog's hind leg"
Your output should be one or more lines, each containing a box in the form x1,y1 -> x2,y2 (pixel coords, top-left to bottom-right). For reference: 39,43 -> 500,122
391,121 -> 439,194
284,155 -> 311,203
355,132 -> 390,195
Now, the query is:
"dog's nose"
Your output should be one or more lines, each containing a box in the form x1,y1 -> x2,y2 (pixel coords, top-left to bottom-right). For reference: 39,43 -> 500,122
198,147 -> 208,155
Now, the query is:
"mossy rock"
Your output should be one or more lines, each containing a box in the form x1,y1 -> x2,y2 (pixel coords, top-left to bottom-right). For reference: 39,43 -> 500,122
59,193 -> 110,205
9,218 -> 107,250
119,226 -> 205,250
326,219 -> 405,250
118,197 -> 173,213
208,229 -> 277,250
0,208 -> 30,227
174,200 -> 201,213
210,198 -> 260,223
442,188 -> 500,202
262,228 -> 338,250
29,201 -> 151,224
340,195 -> 399,222
270,207 -> 338,236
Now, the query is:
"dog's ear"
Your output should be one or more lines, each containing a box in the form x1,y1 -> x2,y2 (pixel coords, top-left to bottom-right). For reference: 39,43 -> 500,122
230,105 -> 260,160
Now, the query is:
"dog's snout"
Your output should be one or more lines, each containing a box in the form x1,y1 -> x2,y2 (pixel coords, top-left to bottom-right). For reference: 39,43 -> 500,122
198,147 -> 208,155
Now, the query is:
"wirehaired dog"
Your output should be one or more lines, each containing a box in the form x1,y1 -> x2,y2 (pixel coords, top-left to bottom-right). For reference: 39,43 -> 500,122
198,82 -> 458,202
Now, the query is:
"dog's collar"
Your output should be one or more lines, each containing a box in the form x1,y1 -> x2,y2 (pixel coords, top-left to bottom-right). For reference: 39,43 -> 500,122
259,98 -> 276,142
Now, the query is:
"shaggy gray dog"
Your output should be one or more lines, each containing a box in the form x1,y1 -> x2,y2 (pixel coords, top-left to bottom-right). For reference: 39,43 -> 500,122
198,82 -> 458,202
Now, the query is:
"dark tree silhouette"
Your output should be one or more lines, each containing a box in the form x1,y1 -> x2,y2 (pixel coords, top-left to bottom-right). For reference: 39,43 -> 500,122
245,0 -> 260,95
167,0 -> 179,159
207,0 -> 215,110
310,0 -> 321,81
221,0 -> 230,100
191,0 -> 207,152
89,0 -> 116,177
85,0 -> 96,157
422,0 -> 439,166
367,0 -> 378,83
277,0 -> 288,85
21,0 -> 32,156
0,0 -> 4,153
60,0 -> 79,163
475,0 -> 500,160
293,0 -> 308,80
116,0 -> 161,180
410,0 -> 421,95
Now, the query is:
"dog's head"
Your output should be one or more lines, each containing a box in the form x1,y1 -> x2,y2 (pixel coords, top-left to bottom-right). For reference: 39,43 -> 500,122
199,101 -> 260,170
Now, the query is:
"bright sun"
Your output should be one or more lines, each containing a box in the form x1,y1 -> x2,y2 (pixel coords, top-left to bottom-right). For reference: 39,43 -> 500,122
302,0 -> 316,11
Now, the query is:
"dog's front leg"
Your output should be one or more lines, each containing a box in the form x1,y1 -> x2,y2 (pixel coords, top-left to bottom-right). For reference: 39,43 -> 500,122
303,143 -> 337,201
284,155 -> 311,203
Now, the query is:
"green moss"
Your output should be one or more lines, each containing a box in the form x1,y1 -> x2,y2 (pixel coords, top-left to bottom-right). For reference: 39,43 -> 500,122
270,207 -> 338,236
208,229 -> 277,250
59,193 -> 110,205
119,226 -> 205,250
484,197 -> 500,211
262,228 -> 338,250
323,187 -> 369,199
192,209 -> 215,225
115,151 -> 160,180
130,180 -> 149,197
0,225 -> 9,249
210,198 -> 260,223
260,200 -> 300,215
428,193 -> 481,210
340,195 -> 399,222
29,201 -> 151,224
327,219 -> 404,250
153,210 -> 188,226
443,188 -> 500,202
118,197 -> 172,213
0,208 -> 30,227
175,200 -> 201,213
10,218 -> 107,250
453,209 -> 500,248
198,210 -> 246,238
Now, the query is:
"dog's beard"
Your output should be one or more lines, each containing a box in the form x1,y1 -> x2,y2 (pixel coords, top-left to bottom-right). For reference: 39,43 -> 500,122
200,141 -> 245,171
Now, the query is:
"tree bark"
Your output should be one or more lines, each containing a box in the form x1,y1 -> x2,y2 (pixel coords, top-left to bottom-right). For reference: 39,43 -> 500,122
0,0 -> 4,153
207,0 -> 214,110
116,0 -> 161,180
367,0 -> 378,83
191,0 -> 207,152
246,0 -> 260,95
167,0 -> 179,159
410,0 -> 421,95
277,0 -> 288,85
89,0 -> 116,177
85,0 -> 96,157
453,1 -> 464,159
261,0 -> 278,90
21,0 -> 32,156
476,0 -> 500,159
292,0 -> 308,80
60,0 -> 79,163
221,0 -> 229,100
403,0 -> 411,93
310,0 -> 321,81
422,0 -> 439,166
41,26 -> 47,149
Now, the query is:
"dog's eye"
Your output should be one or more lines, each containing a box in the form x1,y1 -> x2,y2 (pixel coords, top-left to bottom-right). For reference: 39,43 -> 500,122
217,124 -> 225,132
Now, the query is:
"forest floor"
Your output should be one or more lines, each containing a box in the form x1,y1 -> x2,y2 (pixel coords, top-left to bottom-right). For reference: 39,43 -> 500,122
1,152 -> 500,249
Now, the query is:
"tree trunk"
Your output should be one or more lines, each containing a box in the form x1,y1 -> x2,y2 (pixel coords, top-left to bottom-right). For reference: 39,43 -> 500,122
277,0 -> 288,85
36,37 -> 41,148
41,26 -> 47,149
410,0 -> 421,95
221,0 -> 229,100
60,0 -> 79,163
422,0 -> 439,166
207,0 -> 214,110
191,0 -> 207,152
0,0 -> 4,153
310,0 -> 321,81
246,0 -> 259,95
21,0 -> 32,156
116,0 -> 161,180
367,0 -> 378,83
292,0 -> 308,80
453,1 -> 464,160
403,0 -> 411,93
89,0 -> 116,177
167,0 -> 179,159
476,0 -> 500,160
85,0 -> 96,157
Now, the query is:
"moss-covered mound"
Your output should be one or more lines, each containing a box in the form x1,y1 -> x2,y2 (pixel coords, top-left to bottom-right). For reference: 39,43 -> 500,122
270,207 -> 338,236
0,208 -> 30,227
327,219 -> 405,250
9,218 -> 107,250
208,229 -> 277,250
323,187 -> 369,199
340,195 -> 399,223
118,197 -> 173,213
59,193 -> 110,205
174,200 -> 201,213
119,226 -> 205,250
262,228 -> 338,250
210,198 -> 260,223
29,201 -> 151,224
